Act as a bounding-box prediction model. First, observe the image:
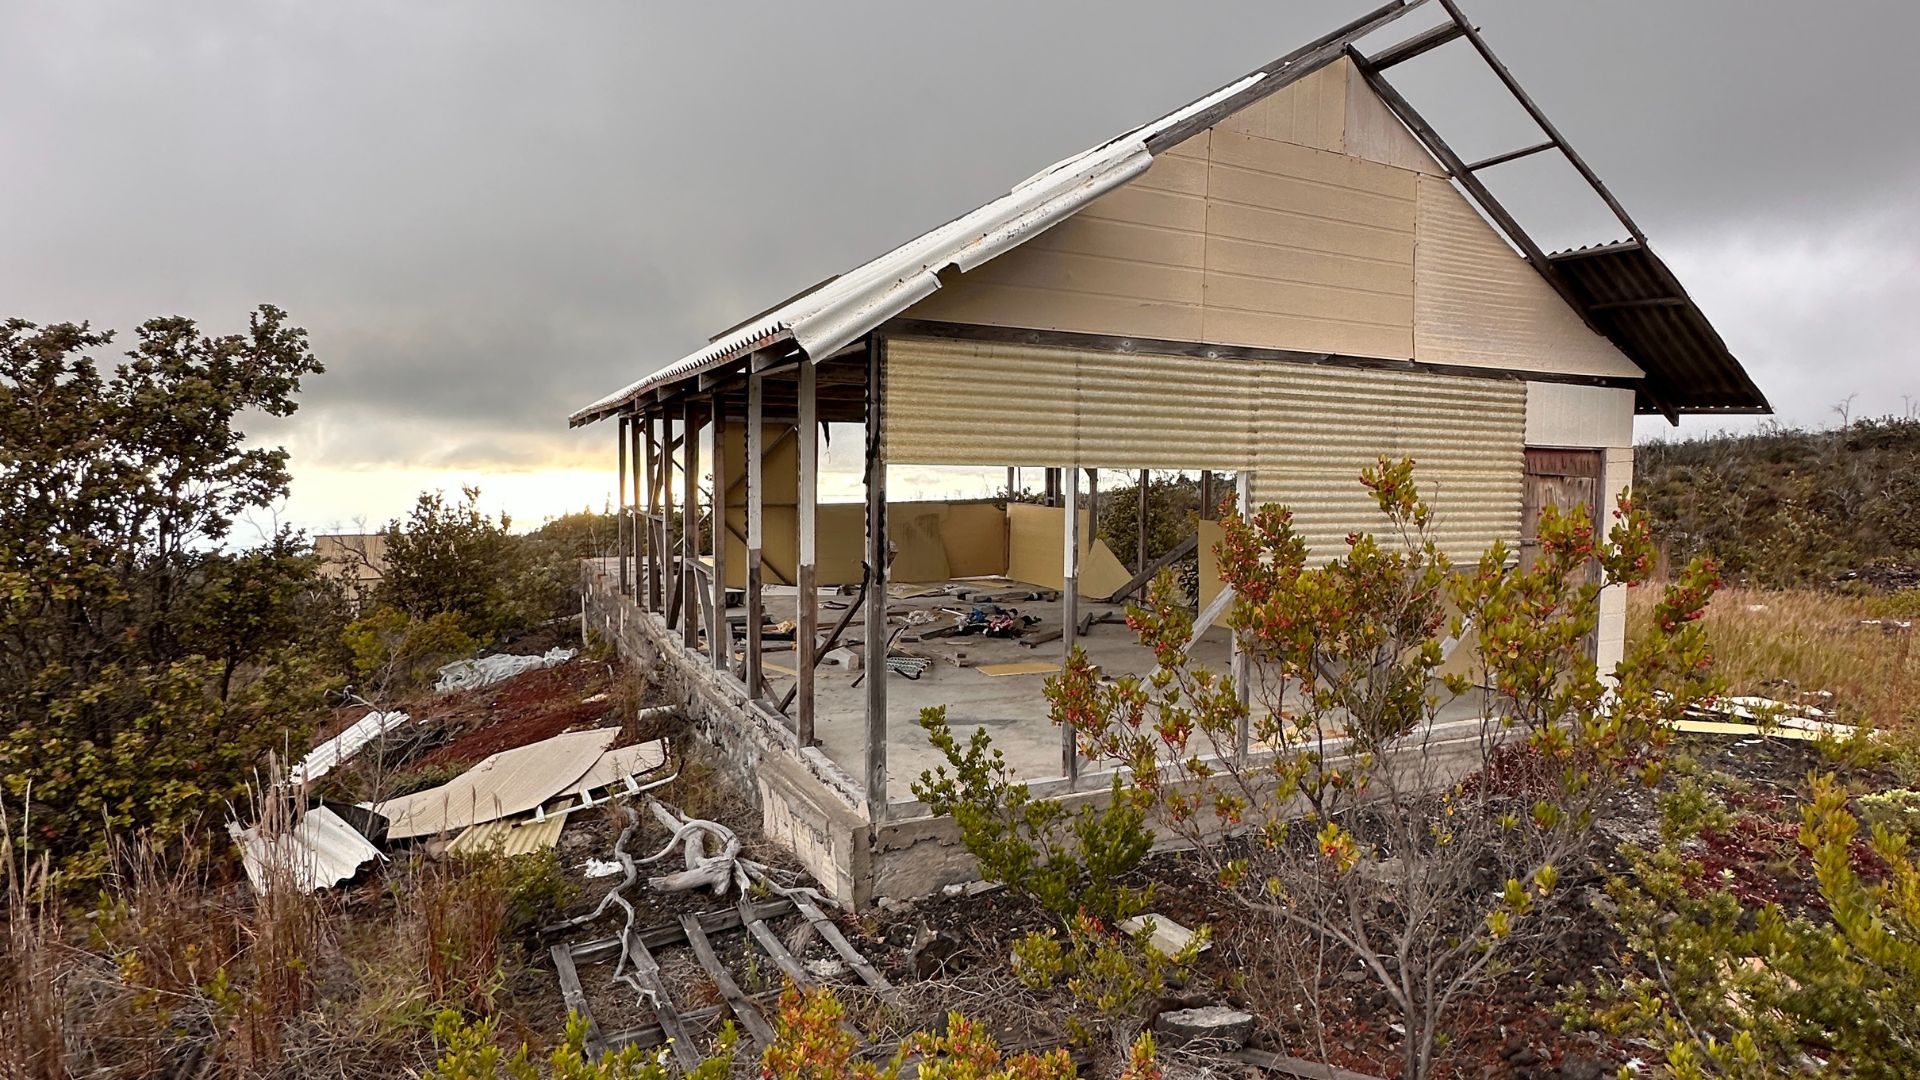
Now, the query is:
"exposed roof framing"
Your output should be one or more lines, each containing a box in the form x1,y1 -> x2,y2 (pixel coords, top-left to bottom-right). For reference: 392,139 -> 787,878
573,0 -> 1767,427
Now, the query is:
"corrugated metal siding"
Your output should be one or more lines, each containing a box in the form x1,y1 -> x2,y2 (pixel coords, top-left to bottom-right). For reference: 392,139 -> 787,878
1412,174 -> 1642,379
885,335 -> 1525,561
886,336 -> 1255,469
1252,366 -> 1525,562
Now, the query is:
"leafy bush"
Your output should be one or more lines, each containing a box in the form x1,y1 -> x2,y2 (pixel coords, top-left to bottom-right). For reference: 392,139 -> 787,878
423,1010 -> 735,1080
762,988 -> 1078,1080
1577,772 -> 1920,1078
913,709 -> 1152,925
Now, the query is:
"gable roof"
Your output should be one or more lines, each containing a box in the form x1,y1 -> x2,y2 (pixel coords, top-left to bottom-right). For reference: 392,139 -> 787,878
570,0 -> 1767,427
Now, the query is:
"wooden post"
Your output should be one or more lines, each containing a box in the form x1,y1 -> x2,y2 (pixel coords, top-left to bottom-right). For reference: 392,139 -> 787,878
644,414 -> 661,611
1006,466 -> 1016,498
746,371 -> 765,696
864,335 -> 889,818
1137,469 -> 1150,572
682,400 -> 699,649
1086,468 -> 1099,548
616,415 -> 629,596
710,404 -> 728,671
1234,470 -> 1253,761
1062,464 -> 1081,785
662,413 -> 678,624
1201,469 -> 1215,520
641,409 -> 656,595
796,361 -> 819,745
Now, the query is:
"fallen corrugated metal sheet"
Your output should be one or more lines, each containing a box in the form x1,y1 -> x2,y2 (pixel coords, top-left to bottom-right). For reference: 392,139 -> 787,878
373,727 -> 616,840
447,814 -> 568,858
229,805 -> 385,895
560,738 -> 669,799
291,710 -> 411,785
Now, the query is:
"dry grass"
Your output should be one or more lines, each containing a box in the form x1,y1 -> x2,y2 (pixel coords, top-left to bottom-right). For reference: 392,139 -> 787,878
0,794 -> 576,1080
1630,585 -> 1920,730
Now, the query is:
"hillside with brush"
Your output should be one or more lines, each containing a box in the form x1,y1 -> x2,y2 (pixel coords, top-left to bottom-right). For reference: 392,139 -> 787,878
1636,416 -> 1920,589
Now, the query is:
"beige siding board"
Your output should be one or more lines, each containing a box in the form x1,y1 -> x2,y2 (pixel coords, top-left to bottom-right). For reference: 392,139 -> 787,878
1215,61 -> 1346,153
1341,59 -> 1444,175
907,282 -> 1203,340
1204,235 -> 1412,297
1127,150 -> 1210,196
1524,382 -> 1636,448
1202,309 -> 1411,359
1028,216 -> 1205,267
1203,199 -> 1412,266
1076,183 -> 1206,231
1203,268 -> 1413,328
958,247 -> 1201,305
1208,128 -> 1414,199
1413,174 -> 1643,377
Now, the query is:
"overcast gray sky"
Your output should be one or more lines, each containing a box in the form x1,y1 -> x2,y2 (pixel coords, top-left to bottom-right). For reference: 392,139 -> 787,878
5,1 -> 1918,530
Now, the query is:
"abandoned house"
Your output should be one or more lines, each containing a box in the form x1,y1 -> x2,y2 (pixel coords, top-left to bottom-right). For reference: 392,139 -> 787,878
568,0 -> 1769,906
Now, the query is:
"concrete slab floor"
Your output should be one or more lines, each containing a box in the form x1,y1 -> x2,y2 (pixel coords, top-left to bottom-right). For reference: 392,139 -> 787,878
703,576 -> 1491,807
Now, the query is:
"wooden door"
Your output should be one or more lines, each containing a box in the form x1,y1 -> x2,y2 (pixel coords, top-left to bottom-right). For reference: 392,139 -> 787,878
1521,449 -> 1603,572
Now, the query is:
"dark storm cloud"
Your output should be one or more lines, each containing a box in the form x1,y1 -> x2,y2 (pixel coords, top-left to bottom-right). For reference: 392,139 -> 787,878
4,0 -> 1918,479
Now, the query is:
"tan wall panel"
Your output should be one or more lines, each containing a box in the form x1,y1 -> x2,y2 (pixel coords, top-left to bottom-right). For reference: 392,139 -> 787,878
1004,503 -> 1132,594
1215,60 -> 1346,153
1412,174 -> 1643,378
1197,518 -> 1226,610
941,502 -> 1012,578
1341,59 -> 1443,175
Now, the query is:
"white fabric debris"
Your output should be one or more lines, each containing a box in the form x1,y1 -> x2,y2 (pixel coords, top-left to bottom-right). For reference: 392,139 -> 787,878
228,805 -> 384,895
291,710 -> 411,784
583,858 -> 623,879
435,647 -> 577,693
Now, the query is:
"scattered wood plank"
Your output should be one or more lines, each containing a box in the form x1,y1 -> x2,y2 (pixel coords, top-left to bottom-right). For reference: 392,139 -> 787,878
564,898 -> 794,965
1232,1047 -> 1387,1080
550,943 -> 605,1055
739,899 -> 813,988
1102,533 -> 1198,602
624,929 -> 702,1071
681,915 -> 778,1047
791,896 -> 897,1001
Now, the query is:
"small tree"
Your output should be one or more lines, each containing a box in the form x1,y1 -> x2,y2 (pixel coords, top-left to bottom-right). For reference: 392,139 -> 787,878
378,487 -> 525,641
1047,458 -> 1719,1079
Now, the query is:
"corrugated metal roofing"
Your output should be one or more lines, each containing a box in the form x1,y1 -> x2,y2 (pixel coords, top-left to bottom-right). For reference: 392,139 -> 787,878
447,814 -> 568,858
229,805 -> 385,895
373,727 -> 615,840
570,0 -> 1765,424
568,2 -> 1428,428
1549,241 -> 1770,415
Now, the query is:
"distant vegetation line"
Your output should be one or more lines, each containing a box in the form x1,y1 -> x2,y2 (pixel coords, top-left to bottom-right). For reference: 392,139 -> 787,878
1636,416 -> 1920,589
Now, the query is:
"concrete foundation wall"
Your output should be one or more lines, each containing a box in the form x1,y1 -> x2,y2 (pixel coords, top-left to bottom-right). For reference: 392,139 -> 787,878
581,562 -> 875,907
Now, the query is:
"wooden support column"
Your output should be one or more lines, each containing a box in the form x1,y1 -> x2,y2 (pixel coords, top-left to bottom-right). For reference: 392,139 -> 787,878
681,400 -> 699,649
1201,470 -> 1215,520
864,335 -> 889,818
662,413 -> 678,624
616,416 -> 629,596
1086,468 -> 1099,546
745,371 -> 766,696
710,404 -> 728,671
1137,469 -> 1150,572
641,409 -> 656,599
1234,470 -> 1253,761
1006,467 -> 1016,498
644,414 -> 661,611
1062,465 -> 1081,785
796,361 -> 819,745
